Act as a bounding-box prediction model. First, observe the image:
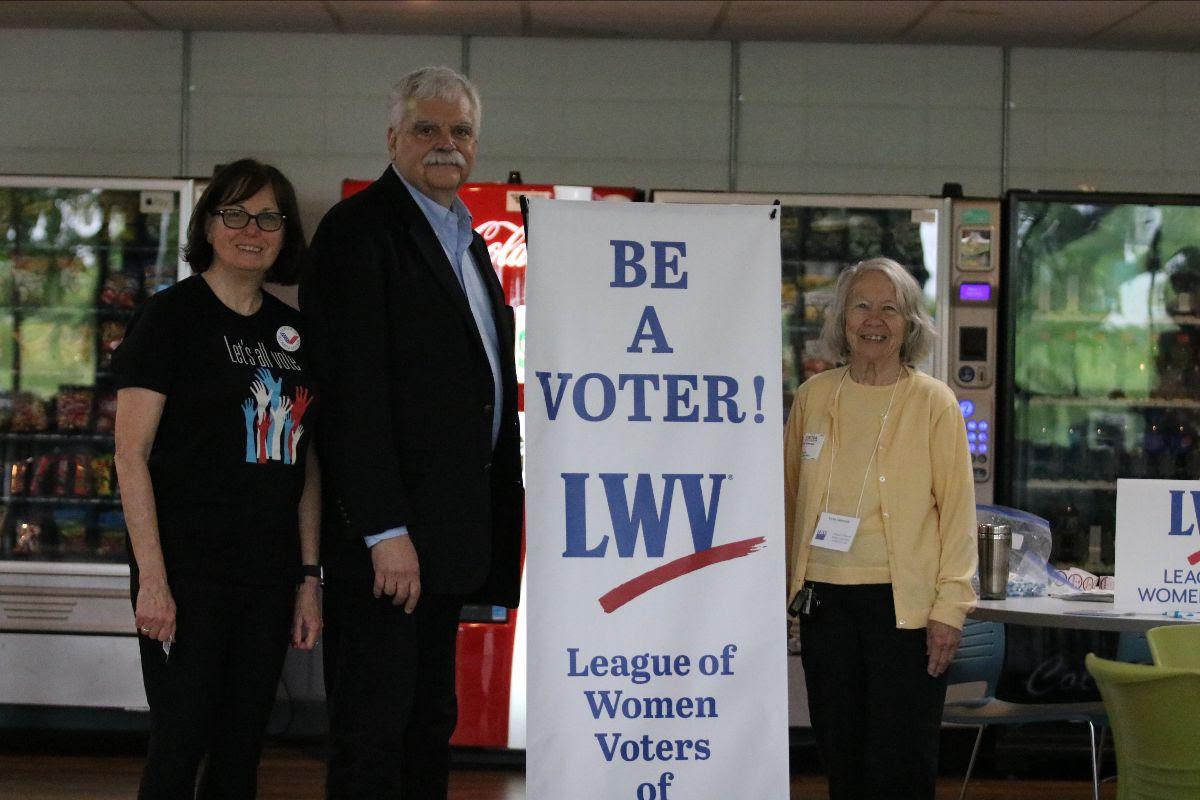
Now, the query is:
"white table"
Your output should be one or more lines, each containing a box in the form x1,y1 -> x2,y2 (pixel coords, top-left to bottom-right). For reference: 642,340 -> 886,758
970,596 -> 1200,633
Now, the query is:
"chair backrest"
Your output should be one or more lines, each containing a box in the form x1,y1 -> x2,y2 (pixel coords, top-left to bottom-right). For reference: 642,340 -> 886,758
1146,624 -> 1200,669
1115,631 -> 1152,664
1085,654 -> 1200,800
945,619 -> 1005,700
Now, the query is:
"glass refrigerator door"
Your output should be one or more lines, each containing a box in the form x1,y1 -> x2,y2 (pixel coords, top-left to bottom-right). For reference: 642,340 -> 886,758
0,179 -> 190,570
1007,193 -> 1200,569
652,192 -> 948,418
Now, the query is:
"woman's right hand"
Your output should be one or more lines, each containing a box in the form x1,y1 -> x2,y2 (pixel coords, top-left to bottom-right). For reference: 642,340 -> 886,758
135,574 -> 176,643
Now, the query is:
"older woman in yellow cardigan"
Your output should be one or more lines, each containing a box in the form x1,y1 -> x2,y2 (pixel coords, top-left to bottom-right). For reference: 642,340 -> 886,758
784,257 -> 977,800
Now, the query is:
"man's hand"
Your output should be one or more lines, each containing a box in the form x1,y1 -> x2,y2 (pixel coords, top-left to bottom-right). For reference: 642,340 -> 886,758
926,619 -> 962,677
292,580 -> 323,650
370,535 -> 421,613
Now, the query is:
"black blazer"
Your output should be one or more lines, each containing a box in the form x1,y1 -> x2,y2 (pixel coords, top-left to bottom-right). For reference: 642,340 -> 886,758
299,167 -> 523,607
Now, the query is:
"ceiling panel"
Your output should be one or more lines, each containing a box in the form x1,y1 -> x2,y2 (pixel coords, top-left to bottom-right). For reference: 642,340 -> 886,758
1088,0 -> 1200,50
0,1 -> 153,29
907,0 -> 1148,47
132,1 -> 337,33
528,1 -> 724,39
721,1 -> 932,42
333,1 -> 523,36
0,0 -> 1194,51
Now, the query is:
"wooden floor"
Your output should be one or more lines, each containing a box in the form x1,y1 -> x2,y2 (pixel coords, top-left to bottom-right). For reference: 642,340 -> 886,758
0,743 -> 1117,800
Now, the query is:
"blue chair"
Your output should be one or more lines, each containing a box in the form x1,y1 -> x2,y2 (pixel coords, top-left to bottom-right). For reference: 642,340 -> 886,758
942,620 -> 1107,800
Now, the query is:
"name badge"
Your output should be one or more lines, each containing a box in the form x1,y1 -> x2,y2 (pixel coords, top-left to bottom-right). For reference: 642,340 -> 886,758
802,433 -> 825,460
811,511 -> 860,552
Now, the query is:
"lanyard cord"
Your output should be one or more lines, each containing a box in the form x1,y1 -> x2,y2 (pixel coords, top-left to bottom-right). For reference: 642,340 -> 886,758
823,367 -> 902,519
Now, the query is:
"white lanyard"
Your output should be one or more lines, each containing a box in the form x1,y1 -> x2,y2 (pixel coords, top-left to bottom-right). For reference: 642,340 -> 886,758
822,367 -> 902,519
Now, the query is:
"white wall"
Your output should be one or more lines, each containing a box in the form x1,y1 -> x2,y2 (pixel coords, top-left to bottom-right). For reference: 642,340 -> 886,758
1007,48 -> 1200,194
3,27 -> 1200,239
738,43 -> 1003,197
0,30 -> 182,177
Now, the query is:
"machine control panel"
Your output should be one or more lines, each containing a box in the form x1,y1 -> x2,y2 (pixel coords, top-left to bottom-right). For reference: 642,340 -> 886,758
947,200 -> 1000,504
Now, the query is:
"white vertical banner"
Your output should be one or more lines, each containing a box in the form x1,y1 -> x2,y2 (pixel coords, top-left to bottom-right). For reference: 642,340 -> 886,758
525,199 -> 788,800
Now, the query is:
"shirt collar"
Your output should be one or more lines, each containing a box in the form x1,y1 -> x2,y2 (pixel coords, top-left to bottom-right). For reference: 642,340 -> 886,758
392,164 -> 473,235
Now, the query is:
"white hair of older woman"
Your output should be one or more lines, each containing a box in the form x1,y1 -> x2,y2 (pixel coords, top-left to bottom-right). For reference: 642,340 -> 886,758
388,66 -> 482,135
818,257 -> 937,365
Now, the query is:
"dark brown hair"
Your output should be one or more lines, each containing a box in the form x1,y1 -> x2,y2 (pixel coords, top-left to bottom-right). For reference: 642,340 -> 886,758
184,159 -> 306,284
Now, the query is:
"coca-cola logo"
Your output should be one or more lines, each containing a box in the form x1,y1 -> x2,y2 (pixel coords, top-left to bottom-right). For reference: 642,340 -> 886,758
476,219 -> 526,269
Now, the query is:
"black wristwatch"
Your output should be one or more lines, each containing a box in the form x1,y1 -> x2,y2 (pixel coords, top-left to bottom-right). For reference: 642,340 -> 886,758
300,564 -> 323,585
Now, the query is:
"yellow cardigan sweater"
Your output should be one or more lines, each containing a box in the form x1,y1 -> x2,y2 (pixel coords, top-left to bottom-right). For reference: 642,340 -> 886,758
784,366 -> 978,630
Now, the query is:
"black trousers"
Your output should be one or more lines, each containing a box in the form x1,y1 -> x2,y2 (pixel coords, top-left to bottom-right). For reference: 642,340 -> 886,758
323,576 -> 464,800
134,577 -> 294,800
799,582 -> 948,800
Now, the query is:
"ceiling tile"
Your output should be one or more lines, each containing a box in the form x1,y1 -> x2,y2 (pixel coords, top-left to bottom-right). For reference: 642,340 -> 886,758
0,1 -> 154,29
132,1 -> 337,33
721,1 -> 933,42
529,1 -> 725,39
1087,0 -> 1200,51
331,1 -> 523,36
907,0 -> 1147,47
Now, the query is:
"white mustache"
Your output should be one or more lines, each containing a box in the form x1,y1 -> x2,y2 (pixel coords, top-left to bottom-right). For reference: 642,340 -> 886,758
423,151 -> 467,168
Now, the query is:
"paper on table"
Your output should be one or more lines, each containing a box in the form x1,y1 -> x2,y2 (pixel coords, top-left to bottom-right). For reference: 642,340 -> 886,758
1049,591 -> 1115,603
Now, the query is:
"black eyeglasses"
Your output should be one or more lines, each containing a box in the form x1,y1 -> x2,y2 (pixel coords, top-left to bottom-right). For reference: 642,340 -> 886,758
212,208 -> 286,232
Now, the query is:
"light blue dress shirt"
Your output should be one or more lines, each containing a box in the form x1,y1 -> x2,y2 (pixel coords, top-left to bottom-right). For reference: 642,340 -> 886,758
365,168 -> 504,548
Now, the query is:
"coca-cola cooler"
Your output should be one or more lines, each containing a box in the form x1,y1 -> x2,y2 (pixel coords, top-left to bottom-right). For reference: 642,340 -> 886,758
341,176 -> 641,749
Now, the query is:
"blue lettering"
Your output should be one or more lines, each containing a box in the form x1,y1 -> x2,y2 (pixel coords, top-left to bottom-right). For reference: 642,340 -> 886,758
703,375 -> 745,422
664,375 -> 699,422
609,240 -> 647,287
562,473 -> 608,557
650,241 -> 688,289
601,473 -> 675,557
1167,490 -> 1200,536
627,306 -> 674,354
535,371 -> 571,420
663,474 -> 725,552
572,372 -> 616,422
618,374 -> 659,421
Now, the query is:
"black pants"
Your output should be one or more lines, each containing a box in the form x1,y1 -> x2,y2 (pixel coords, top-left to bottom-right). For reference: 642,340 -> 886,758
134,577 -> 294,800
323,577 -> 464,800
799,582 -> 948,800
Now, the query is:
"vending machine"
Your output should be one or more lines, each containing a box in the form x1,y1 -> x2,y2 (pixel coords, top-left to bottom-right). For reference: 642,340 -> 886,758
993,190 -> 1200,705
0,176 -> 195,709
341,175 -> 641,749
651,188 -> 1002,726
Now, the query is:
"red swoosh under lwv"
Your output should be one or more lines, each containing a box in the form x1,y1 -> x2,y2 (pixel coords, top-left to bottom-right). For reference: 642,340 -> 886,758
1188,550 -> 1200,566
598,536 -> 766,614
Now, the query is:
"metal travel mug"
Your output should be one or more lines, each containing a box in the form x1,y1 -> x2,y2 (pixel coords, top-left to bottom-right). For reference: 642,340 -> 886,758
977,523 -> 1011,600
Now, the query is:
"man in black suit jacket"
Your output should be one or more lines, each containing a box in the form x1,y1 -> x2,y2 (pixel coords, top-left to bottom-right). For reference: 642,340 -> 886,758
299,66 -> 522,800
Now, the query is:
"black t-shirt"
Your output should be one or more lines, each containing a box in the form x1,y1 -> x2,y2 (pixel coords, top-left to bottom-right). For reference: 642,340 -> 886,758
113,275 -> 316,586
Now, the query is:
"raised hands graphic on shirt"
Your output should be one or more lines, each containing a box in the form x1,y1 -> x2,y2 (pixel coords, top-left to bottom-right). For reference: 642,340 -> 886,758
241,398 -> 257,462
269,396 -> 292,462
242,370 -> 308,466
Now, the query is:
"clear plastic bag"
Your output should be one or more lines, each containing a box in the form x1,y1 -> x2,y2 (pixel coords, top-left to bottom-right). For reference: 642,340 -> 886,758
975,503 -> 1053,597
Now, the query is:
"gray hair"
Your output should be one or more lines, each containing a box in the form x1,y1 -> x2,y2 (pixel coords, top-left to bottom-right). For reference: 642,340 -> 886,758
818,257 -> 936,365
389,66 -> 482,136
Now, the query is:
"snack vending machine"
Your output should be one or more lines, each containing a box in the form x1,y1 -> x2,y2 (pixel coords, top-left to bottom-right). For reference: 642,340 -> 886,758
341,175 -> 641,749
652,188 -> 1002,726
0,176 -> 194,709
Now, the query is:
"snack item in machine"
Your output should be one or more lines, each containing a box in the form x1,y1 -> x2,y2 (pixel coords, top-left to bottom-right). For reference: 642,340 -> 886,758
55,386 -> 94,432
29,454 -> 56,495
12,516 -> 44,556
94,510 -> 127,560
93,392 -> 117,434
54,508 -> 89,556
8,458 -> 30,495
91,455 -> 115,496
98,320 -> 126,369
11,392 -> 51,432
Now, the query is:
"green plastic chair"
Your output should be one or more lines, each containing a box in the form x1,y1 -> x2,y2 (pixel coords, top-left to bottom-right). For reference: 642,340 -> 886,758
1146,624 -> 1200,669
1085,654 -> 1200,800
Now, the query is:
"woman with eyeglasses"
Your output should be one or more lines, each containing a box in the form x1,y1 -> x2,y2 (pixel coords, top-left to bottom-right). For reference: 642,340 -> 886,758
113,158 -> 321,800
